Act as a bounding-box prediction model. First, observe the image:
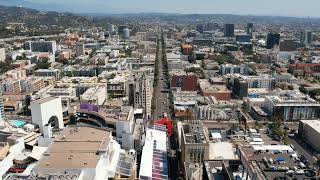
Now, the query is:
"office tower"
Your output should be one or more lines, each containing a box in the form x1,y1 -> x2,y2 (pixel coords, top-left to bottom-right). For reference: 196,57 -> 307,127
108,23 -> 115,33
266,33 -> 280,49
0,48 -> 5,62
118,25 -> 128,36
196,24 -> 205,33
123,28 -> 130,39
232,78 -> 248,99
246,23 -> 254,35
99,31 -> 105,39
0,89 -> 4,120
300,31 -> 313,45
134,75 -> 152,120
75,43 -> 85,57
23,41 -> 57,53
224,24 -> 235,37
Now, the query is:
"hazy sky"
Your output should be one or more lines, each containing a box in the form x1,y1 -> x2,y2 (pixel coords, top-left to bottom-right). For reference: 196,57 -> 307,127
23,0 -> 320,17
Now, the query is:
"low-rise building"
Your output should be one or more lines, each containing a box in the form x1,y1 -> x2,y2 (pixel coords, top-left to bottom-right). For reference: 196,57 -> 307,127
139,124 -> 169,180
220,64 -> 247,75
298,120 -> 320,152
199,79 -> 231,101
20,77 -> 45,93
238,145 -> 314,180
34,69 -> 61,81
80,86 -> 107,106
30,126 -> 137,179
171,75 -> 198,92
264,91 -> 320,121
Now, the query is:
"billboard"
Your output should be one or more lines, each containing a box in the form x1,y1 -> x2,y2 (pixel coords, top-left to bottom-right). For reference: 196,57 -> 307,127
80,103 -> 99,112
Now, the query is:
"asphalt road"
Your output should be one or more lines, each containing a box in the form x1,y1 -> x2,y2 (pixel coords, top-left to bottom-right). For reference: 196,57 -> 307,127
153,36 -> 170,120
288,136 -> 317,166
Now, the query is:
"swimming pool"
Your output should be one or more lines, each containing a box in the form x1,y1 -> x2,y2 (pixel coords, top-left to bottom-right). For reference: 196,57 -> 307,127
9,120 -> 27,128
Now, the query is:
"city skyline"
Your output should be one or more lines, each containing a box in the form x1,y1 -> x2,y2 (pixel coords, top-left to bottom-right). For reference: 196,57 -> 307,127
1,0 -> 320,17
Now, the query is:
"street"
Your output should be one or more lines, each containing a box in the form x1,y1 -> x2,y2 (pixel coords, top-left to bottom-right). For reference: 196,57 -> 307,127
289,136 -> 318,166
153,34 -> 170,120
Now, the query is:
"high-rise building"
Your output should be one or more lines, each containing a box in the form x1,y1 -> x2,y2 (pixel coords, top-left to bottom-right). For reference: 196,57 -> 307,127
196,24 -> 205,33
0,48 -> 5,62
246,23 -> 254,35
123,28 -> 130,39
232,78 -> 248,99
134,74 -> 152,120
300,31 -> 313,45
75,43 -> 85,57
266,33 -> 280,49
0,89 -> 4,120
224,24 -> 235,37
118,25 -> 128,36
23,41 -> 57,53
108,23 -> 115,33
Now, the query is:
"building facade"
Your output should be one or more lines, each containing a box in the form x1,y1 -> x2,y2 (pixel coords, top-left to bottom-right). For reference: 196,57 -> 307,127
24,41 -> 57,53
224,24 -> 235,37
266,33 -> 280,49
134,75 -> 152,119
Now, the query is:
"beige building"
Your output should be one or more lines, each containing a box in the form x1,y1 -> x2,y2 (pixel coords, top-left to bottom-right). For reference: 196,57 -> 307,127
299,120 -> 320,152
181,121 -> 210,163
31,126 -> 137,179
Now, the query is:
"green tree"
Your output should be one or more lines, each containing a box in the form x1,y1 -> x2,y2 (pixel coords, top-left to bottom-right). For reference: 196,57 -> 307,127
201,59 -> 206,69
36,59 -> 51,70
0,59 -> 13,73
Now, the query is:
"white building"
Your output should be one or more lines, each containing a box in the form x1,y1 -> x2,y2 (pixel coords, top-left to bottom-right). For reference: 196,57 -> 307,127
134,75 -> 152,119
139,124 -> 168,179
115,106 -> 135,149
123,28 -> 130,39
220,64 -> 247,75
242,74 -> 276,90
81,86 -> 107,106
30,126 -> 136,180
34,69 -> 61,80
299,120 -> 320,151
30,97 -> 64,133
264,91 -> 320,121
0,136 -> 25,180
0,48 -> 5,62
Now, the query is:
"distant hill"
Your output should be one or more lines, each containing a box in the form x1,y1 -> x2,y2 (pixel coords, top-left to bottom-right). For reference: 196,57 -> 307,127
0,5 -> 96,27
0,0 -> 75,13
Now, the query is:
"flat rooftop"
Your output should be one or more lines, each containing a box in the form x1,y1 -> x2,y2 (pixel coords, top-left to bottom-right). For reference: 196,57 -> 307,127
33,126 -> 111,170
183,124 -> 209,144
209,142 -> 237,160
240,145 -> 314,180
199,79 -> 230,93
31,96 -> 58,104
300,120 -> 320,133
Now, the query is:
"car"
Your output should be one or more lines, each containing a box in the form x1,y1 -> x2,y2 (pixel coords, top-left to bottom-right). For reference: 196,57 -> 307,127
302,159 -> 309,165
295,169 -> 304,175
298,162 -> 307,169
290,144 -> 295,150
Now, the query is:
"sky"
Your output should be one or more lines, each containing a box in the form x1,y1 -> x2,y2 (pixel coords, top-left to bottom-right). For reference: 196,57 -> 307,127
10,0 -> 320,17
